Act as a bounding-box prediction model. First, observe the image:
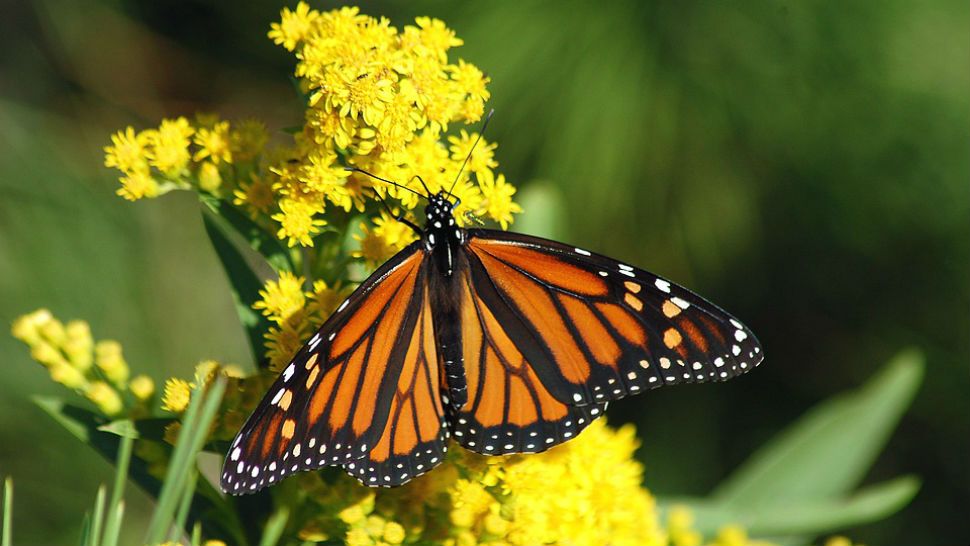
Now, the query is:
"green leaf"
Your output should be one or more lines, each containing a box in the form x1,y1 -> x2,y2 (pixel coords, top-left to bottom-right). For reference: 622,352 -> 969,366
200,196 -> 293,273
661,475 -> 920,537
712,349 -> 924,506
32,397 -> 245,545
97,417 -> 177,442
201,207 -> 275,360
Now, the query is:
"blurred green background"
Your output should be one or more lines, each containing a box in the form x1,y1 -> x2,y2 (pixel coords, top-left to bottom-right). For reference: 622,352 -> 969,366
0,1 -> 966,544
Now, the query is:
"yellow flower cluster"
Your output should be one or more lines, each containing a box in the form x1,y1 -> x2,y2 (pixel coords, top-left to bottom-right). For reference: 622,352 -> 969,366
287,421 -> 661,545
263,4 -> 520,248
106,4 -> 522,256
11,309 -> 154,416
253,271 -> 352,371
104,116 -> 268,201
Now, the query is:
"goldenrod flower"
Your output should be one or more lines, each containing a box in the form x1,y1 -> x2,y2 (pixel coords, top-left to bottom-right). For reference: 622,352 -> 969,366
231,119 -> 269,162
264,321 -> 310,372
477,170 -> 522,229
161,377 -> 192,413
254,271 -> 307,324
272,198 -> 327,247
232,175 -> 275,219
104,126 -> 150,175
268,1 -> 320,51
148,117 -> 194,176
116,171 -> 160,201
193,120 -> 233,164
448,131 -> 497,175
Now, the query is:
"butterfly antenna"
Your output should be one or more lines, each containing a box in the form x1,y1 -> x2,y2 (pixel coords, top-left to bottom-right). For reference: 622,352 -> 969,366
368,187 -> 422,235
345,167 -> 428,202
410,175 -> 432,197
447,109 -> 495,198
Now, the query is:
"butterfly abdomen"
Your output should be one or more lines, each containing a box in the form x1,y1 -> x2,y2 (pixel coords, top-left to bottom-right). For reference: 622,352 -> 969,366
428,255 -> 468,410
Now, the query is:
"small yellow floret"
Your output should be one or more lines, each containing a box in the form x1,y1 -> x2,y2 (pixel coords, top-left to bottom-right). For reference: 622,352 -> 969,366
161,378 -> 192,413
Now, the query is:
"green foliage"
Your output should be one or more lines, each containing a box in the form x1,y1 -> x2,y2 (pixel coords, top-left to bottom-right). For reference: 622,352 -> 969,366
660,351 -> 924,543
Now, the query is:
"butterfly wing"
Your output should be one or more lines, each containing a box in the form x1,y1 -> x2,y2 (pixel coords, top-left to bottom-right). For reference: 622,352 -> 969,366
459,229 -> 763,417
221,243 -> 448,494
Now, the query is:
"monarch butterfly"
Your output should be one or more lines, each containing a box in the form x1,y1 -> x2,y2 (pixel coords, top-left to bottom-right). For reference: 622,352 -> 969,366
221,146 -> 763,495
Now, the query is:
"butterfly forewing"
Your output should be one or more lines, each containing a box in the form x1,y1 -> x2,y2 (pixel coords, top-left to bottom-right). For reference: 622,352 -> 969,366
463,229 -> 764,406
222,243 -> 444,493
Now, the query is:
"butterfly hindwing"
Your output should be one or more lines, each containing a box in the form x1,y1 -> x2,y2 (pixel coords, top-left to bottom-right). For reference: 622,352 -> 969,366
450,257 -> 607,455
222,243 -> 446,493
463,229 -> 764,407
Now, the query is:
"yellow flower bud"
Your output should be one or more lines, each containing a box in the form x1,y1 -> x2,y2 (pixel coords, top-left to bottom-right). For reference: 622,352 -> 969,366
198,161 -> 222,193
483,511 -> 509,537
49,362 -> 88,389
86,381 -> 123,415
64,320 -> 94,371
129,375 -> 155,401
95,340 -> 129,385
38,317 -> 67,346
203,541 -> 228,546
382,521 -> 406,544
364,515 -> 386,537
339,504 -> 366,525
31,341 -> 66,368
11,309 -> 53,345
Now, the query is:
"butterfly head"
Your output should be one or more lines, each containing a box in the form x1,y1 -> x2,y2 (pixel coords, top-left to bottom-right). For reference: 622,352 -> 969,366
425,192 -> 458,226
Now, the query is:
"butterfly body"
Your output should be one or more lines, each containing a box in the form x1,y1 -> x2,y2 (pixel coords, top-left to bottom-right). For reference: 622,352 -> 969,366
222,191 -> 764,494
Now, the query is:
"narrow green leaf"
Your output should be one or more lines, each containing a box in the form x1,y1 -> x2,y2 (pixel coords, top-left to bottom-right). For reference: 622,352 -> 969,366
661,475 -> 920,537
258,506 -> 290,546
108,430 -> 134,516
78,512 -> 92,546
712,349 -> 924,506
89,486 -> 106,546
201,207 -> 274,360
144,377 -> 226,544
2,477 -> 11,546
169,470 -> 199,542
101,502 -> 124,546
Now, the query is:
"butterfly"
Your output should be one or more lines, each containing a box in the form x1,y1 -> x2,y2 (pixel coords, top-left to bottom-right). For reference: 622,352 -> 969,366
221,173 -> 764,495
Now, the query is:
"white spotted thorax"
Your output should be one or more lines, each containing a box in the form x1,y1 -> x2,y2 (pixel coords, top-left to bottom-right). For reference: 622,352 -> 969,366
424,191 -> 465,277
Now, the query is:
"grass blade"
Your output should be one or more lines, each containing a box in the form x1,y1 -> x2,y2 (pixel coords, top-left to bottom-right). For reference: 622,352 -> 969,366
168,470 -> 199,542
2,477 -> 11,546
258,506 -> 289,546
89,486 -> 106,546
101,502 -> 124,546
144,377 -> 227,543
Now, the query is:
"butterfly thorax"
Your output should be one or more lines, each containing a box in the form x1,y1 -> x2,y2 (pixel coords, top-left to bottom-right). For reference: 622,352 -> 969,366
423,192 -> 465,278
423,192 -> 469,410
